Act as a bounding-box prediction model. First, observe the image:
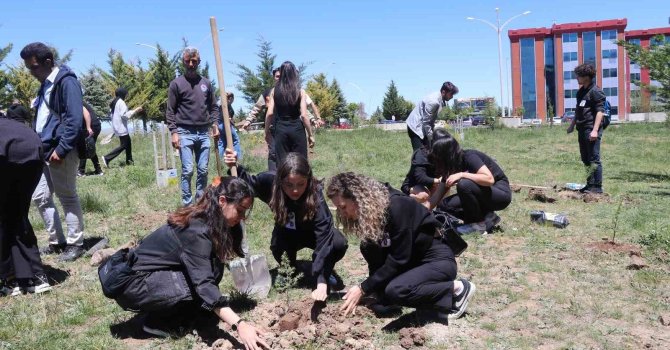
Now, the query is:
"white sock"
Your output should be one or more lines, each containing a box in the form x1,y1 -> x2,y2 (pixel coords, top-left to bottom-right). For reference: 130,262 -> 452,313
454,280 -> 464,296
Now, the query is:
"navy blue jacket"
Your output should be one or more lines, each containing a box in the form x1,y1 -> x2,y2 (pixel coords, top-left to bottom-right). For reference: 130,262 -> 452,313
35,65 -> 84,160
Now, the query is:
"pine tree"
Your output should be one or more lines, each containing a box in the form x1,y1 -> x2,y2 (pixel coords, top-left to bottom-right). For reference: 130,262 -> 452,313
330,79 -> 348,124
80,67 -> 110,118
382,80 -> 413,121
234,37 -> 277,105
0,43 -> 13,109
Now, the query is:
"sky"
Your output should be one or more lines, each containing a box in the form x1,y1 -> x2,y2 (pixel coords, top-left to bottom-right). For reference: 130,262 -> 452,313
2,0 -> 669,115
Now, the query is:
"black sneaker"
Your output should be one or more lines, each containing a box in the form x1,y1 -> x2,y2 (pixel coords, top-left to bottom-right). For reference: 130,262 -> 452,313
142,313 -> 187,338
449,278 -> 476,320
77,171 -> 86,177
579,185 -> 593,193
94,170 -> 104,176
126,160 -> 134,166
583,186 -> 603,194
40,243 -> 66,256
0,279 -> 19,297
58,245 -> 85,262
484,212 -> 502,233
28,274 -> 52,294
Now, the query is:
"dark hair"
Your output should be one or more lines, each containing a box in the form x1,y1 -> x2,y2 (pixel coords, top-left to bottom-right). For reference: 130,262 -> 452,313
272,67 -> 280,75
20,42 -> 54,66
274,61 -> 301,107
574,63 -> 596,79
270,152 -> 319,225
441,81 -> 459,95
109,87 -> 128,111
428,128 -> 463,176
168,177 -> 254,261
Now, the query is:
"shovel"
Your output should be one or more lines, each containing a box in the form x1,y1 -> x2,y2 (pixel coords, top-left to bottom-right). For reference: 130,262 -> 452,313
210,16 -> 271,298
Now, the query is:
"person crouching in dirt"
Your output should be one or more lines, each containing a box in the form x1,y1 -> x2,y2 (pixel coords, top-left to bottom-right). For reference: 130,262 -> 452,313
326,172 -> 475,322
423,128 -> 511,232
224,150 -> 348,302
400,143 -> 440,209
98,177 -> 268,349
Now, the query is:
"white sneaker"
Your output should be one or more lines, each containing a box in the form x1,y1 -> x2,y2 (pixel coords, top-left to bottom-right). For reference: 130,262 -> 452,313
27,274 -> 52,294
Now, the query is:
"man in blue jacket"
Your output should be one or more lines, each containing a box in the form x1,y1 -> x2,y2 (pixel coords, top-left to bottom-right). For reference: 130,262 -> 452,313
21,42 -> 86,262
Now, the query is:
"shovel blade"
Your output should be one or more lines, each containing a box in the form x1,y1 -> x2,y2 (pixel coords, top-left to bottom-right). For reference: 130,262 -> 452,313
229,254 -> 271,299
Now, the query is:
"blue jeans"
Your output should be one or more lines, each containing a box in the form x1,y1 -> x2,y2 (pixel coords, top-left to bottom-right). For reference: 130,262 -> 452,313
177,126 -> 210,206
577,126 -> 603,188
217,122 -> 242,159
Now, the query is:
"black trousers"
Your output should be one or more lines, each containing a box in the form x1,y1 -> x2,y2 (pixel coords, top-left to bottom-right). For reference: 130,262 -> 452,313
577,126 -> 603,187
115,269 -> 193,312
0,160 -> 46,280
267,126 -> 277,171
270,226 -> 348,282
104,134 -> 133,164
78,124 -> 102,173
439,178 -> 512,223
407,126 -> 427,152
361,238 -> 457,311
274,117 -> 307,166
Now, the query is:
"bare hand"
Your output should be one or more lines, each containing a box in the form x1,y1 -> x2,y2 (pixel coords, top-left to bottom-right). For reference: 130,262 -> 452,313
137,106 -> 144,113
409,192 -> 429,203
171,132 -> 180,149
308,136 -> 315,148
237,322 -> 269,350
224,148 -> 238,168
340,285 -> 363,317
264,131 -> 272,146
311,283 -> 328,302
211,124 -> 220,139
87,128 -> 94,137
566,124 -> 575,134
242,120 -> 251,131
49,151 -> 62,164
446,173 -> 463,187
589,130 -> 598,141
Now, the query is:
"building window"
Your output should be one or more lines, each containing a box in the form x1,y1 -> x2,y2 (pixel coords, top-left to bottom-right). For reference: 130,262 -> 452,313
583,32 -> 597,68
630,72 -> 641,81
563,71 -> 576,80
544,37 -> 556,118
563,51 -> 578,62
564,107 -> 576,114
602,68 -> 617,78
564,89 -> 579,99
603,87 -> 618,96
602,30 -> 617,41
520,38 -> 537,119
602,49 -> 617,59
562,33 -> 577,43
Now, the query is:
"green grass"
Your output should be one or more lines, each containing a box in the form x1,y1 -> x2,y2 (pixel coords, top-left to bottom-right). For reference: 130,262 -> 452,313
1,123 -> 669,349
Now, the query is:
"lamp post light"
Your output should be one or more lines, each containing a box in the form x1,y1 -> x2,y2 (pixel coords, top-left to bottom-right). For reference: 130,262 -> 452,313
467,8 -> 530,121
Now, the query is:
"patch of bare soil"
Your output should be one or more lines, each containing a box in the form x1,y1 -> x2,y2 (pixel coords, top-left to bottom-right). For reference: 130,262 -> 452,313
131,211 -> 168,231
586,240 -> 642,255
206,297 -> 377,350
527,188 -> 556,203
398,327 -> 426,349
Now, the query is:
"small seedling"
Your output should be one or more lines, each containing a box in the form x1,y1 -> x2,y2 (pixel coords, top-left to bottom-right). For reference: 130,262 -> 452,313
275,252 -> 301,314
611,196 -> 624,243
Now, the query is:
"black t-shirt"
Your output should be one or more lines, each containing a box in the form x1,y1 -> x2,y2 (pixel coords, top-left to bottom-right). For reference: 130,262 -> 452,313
0,118 -> 43,164
575,83 -> 606,128
462,149 -> 507,183
400,148 -> 436,194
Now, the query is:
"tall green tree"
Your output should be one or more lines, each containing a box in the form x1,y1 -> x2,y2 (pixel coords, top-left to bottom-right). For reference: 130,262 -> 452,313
80,67 -> 109,118
382,80 -> 414,120
370,106 -> 383,123
619,35 -> 670,112
0,43 -> 13,108
305,73 -> 338,124
329,79 -> 348,124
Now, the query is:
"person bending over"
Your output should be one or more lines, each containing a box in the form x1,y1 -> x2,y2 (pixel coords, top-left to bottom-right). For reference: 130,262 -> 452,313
327,172 -> 475,322
224,150 -> 347,302
100,178 -> 267,349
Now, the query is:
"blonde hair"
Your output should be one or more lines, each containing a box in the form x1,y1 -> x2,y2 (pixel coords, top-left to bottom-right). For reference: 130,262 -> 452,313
326,172 -> 389,242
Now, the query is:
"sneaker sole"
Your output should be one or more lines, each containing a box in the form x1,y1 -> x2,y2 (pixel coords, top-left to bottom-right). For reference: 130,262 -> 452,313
29,283 -> 52,294
143,325 -> 170,338
449,282 -> 476,320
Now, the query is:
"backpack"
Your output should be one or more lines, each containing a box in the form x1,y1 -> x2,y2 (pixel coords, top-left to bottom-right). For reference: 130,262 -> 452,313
602,100 -> 612,129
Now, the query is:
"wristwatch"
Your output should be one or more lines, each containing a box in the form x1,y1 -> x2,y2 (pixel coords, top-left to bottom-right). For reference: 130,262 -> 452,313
231,318 -> 246,332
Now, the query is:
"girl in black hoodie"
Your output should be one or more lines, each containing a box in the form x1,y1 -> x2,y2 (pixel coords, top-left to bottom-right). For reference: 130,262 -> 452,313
327,172 -> 475,322
224,150 -> 347,302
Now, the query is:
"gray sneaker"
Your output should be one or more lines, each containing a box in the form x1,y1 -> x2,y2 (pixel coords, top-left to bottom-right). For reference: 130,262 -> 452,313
449,278 -> 476,320
58,245 -> 85,262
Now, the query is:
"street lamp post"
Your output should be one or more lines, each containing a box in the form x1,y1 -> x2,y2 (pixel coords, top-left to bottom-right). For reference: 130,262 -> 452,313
467,9 -> 530,121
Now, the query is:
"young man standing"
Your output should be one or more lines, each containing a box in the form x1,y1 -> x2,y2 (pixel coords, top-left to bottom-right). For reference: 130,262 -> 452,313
567,63 -> 606,194
21,42 -> 86,262
406,82 -> 459,151
166,47 -> 219,206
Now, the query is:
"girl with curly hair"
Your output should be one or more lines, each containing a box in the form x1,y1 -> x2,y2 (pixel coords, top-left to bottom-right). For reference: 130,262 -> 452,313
327,172 -> 475,322
101,177 -> 268,349
224,150 -> 347,302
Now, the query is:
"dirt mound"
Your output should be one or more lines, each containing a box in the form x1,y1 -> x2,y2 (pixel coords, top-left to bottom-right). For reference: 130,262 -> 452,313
527,188 -> 556,203
586,240 -> 641,255
399,327 -> 426,349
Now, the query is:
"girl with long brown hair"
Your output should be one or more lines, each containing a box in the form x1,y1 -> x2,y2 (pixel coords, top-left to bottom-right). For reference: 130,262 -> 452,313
327,172 -> 475,322
224,150 -> 347,302
100,177 -> 268,349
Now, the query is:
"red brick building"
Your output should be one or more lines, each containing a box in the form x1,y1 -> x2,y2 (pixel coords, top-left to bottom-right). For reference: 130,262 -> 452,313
508,19 -> 670,121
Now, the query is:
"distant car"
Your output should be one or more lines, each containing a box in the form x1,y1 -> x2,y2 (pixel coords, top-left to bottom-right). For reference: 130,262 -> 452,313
462,117 -> 473,127
334,121 -> 352,129
530,119 -> 542,125
380,119 -> 395,124
562,111 -> 575,123
471,116 -> 486,126
551,117 -> 562,124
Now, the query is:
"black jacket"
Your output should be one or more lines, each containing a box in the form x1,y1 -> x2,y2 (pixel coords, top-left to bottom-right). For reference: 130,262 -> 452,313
360,186 -> 439,294
236,165 -> 342,284
128,218 -> 243,311
401,148 -> 436,195
575,82 -> 606,129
